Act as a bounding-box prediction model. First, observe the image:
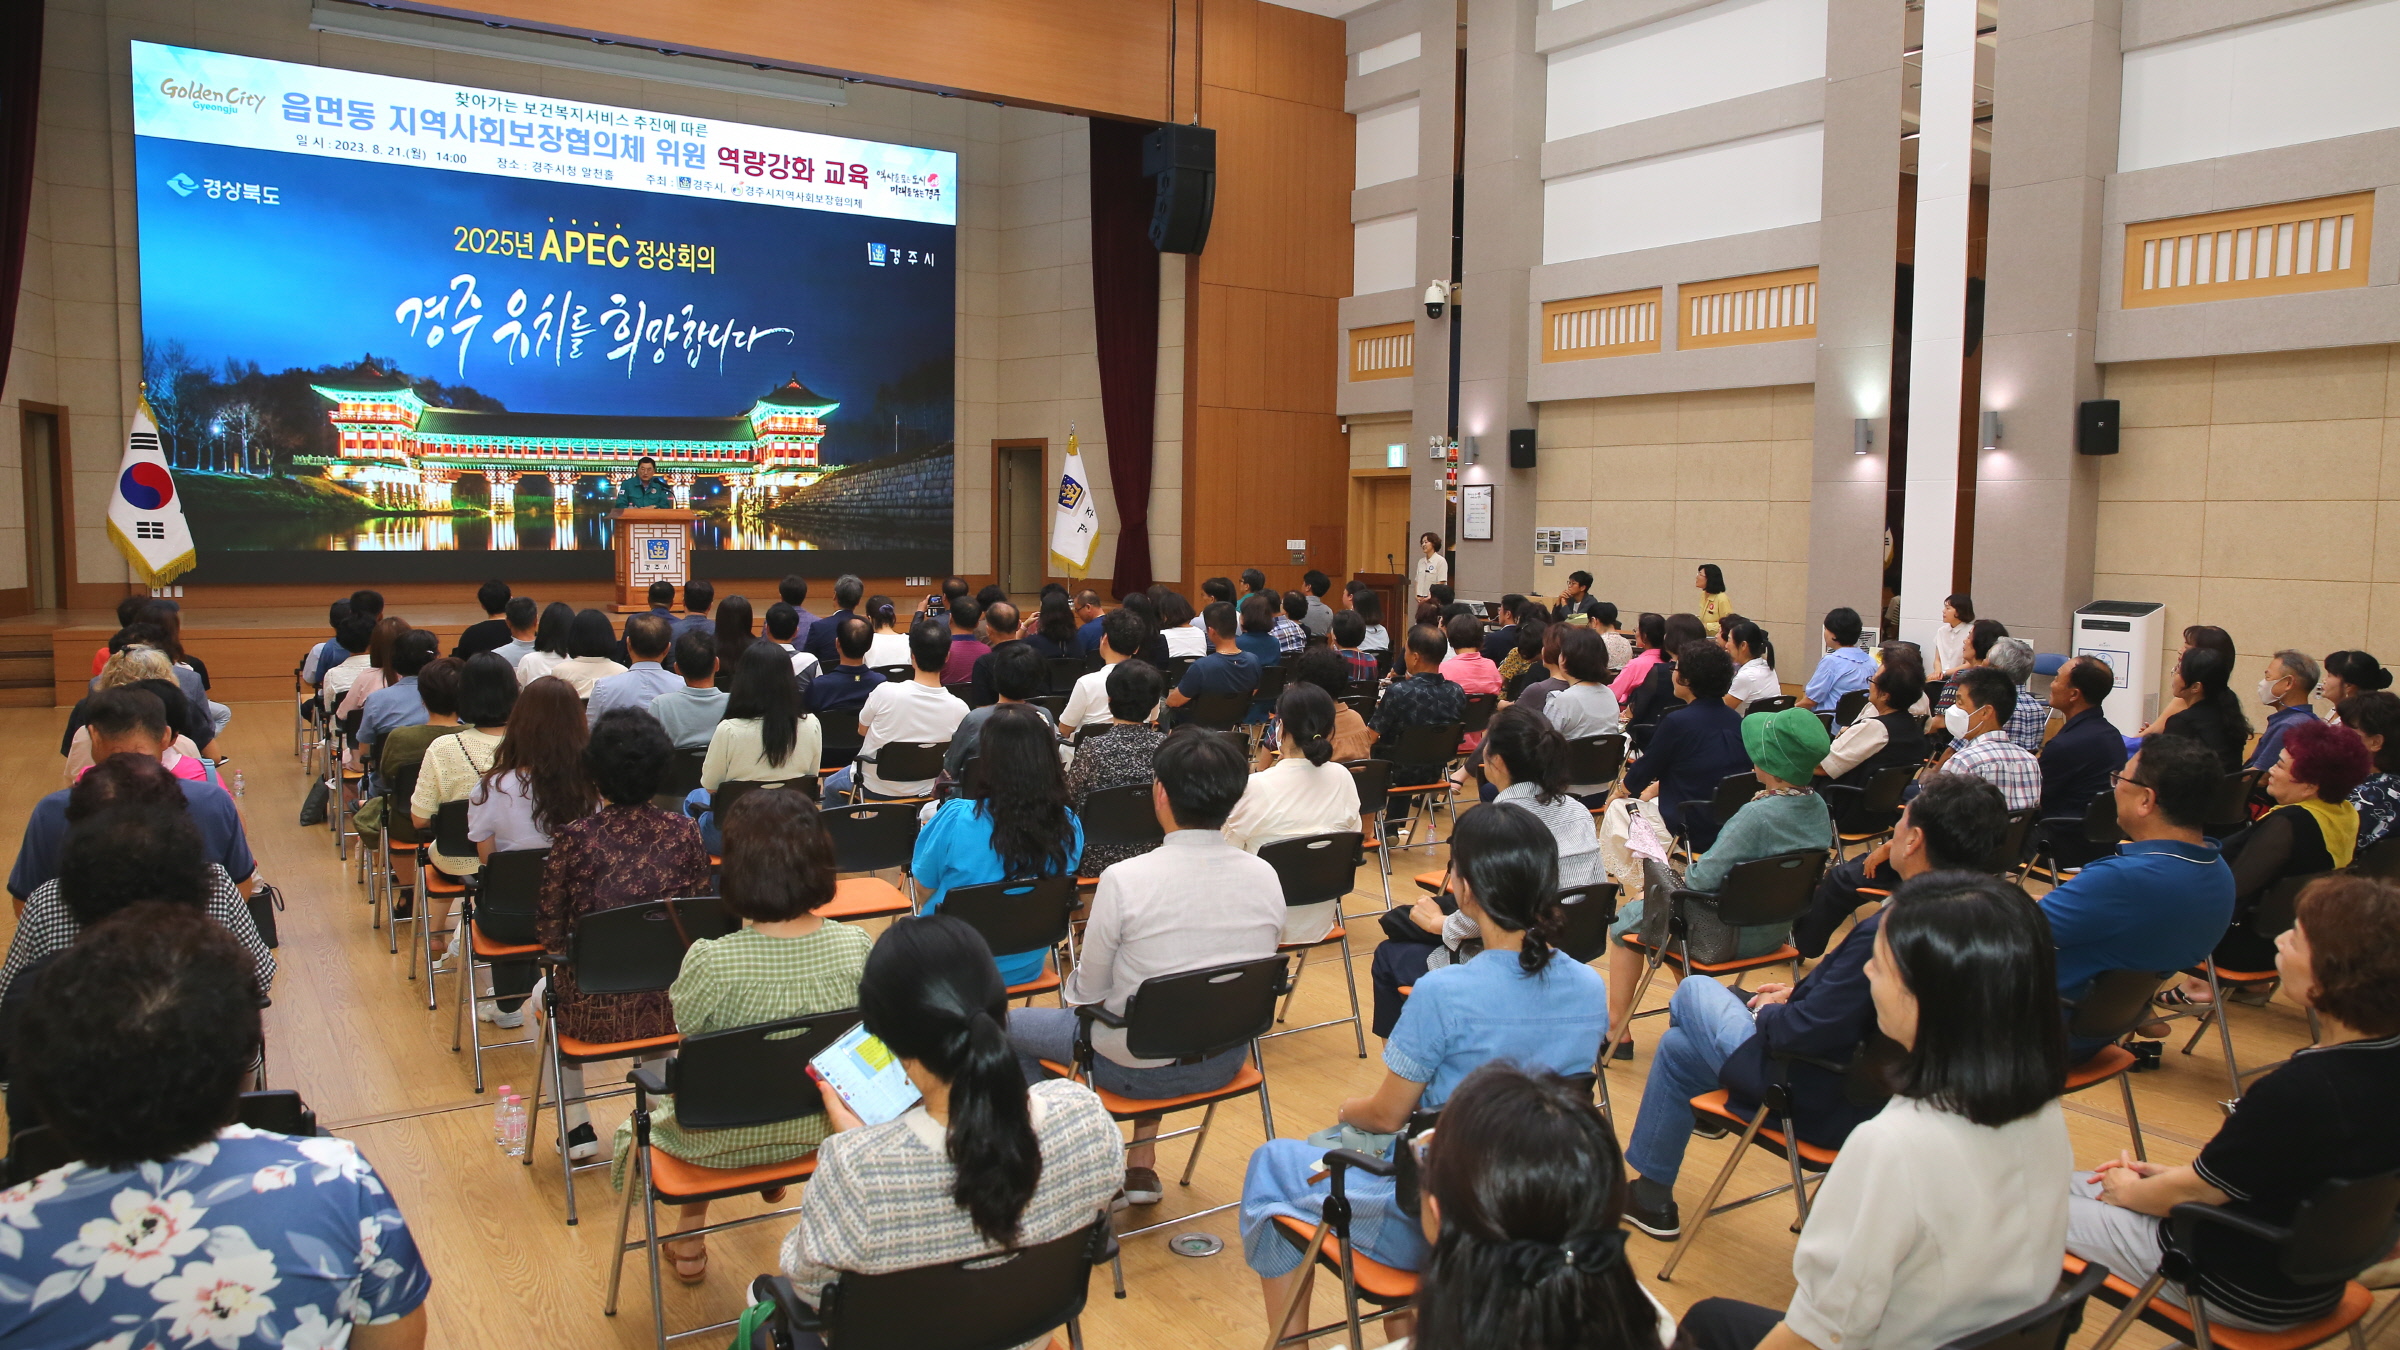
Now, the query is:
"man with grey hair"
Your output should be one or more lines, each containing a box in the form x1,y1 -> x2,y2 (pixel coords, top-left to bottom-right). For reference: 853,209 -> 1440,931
802,572 -> 866,667
2248,648 -> 2323,773
1984,636 -> 2049,753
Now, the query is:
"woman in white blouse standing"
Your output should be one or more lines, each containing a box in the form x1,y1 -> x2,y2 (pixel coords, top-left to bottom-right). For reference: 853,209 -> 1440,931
1674,871 -> 2072,1350
1222,683 -> 1361,945
1413,531 -> 1448,601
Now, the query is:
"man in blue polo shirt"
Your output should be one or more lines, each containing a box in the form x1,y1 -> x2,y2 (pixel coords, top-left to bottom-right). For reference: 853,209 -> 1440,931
2249,649 -> 2323,773
10,689 -> 259,901
1165,600 -> 1259,723
1799,606 -> 1875,712
2038,733 -> 2234,1062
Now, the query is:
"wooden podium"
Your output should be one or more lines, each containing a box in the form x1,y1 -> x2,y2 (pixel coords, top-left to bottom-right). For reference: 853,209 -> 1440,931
612,509 -> 699,611
1350,571 -> 1405,630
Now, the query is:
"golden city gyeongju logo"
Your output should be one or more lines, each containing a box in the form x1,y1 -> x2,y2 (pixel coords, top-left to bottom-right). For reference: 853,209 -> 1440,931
157,78 -> 267,114
1057,478 -> 1085,510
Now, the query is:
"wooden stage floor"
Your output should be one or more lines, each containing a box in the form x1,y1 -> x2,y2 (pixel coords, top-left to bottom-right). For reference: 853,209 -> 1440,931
0,701 -> 2371,1349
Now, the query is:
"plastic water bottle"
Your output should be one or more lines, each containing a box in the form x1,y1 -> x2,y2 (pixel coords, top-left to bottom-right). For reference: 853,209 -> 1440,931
232,771 -> 245,798
501,1096 -> 529,1157
492,1087 -> 515,1146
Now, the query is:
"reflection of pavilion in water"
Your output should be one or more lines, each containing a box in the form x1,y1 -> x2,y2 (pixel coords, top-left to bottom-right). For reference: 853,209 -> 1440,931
305,368 -> 844,517
318,507 -> 834,552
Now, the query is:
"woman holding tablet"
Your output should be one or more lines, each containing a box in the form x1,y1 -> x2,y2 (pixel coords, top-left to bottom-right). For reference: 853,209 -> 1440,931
781,915 -> 1122,1334
626,788 -> 870,1285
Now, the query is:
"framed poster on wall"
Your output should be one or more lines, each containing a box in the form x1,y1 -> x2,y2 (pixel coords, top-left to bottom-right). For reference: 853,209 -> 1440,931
1461,483 -> 1493,540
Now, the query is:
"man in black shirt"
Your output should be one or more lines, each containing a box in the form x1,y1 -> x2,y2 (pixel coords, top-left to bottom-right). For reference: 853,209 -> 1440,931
967,600 -> 1025,709
450,579 -> 513,659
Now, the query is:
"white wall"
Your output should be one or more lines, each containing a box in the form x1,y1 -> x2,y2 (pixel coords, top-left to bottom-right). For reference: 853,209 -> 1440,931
1355,32 -> 1421,76
1354,211 -> 1420,295
1355,99 -> 1421,189
1545,0 -> 1827,141
1542,123 -> 1823,264
2120,0 -> 2400,172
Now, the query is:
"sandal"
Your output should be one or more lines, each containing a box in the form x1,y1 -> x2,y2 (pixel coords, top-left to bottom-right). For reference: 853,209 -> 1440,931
2152,987 -> 2212,1009
665,1236 -> 707,1284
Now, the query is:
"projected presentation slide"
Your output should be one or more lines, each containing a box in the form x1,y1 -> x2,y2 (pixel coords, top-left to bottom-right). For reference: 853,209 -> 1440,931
129,41 -> 957,574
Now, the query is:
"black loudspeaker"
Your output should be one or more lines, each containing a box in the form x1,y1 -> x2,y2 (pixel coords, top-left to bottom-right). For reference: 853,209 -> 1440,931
2077,399 -> 2120,456
1142,124 -> 1216,254
1508,429 -> 1537,469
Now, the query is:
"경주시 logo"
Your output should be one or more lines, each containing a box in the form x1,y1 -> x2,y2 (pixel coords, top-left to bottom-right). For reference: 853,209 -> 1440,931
1056,477 -> 1084,510
867,242 -> 887,266
644,538 -> 671,562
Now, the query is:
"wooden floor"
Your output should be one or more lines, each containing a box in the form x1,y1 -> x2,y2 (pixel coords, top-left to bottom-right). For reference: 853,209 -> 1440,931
0,702 -> 2373,1349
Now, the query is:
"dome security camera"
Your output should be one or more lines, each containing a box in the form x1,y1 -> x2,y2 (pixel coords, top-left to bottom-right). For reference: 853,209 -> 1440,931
1424,280 -> 1448,321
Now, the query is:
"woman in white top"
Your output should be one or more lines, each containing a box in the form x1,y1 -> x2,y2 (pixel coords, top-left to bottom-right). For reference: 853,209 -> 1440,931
1396,1062 -> 1675,1350
464,673 -> 596,1024
1724,619 -> 1783,708
1930,594 -> 1974,680
689,642 -> 822,854
1674,872 -> 2072,1350
1413,531 -> 1448,600
1221,684 -> 1361,944
548,608 -> 629,698
1157,590 -> 1208,659
862,595 -> 913,669
513,601 -> 575,686
1545,627 -> 1623,761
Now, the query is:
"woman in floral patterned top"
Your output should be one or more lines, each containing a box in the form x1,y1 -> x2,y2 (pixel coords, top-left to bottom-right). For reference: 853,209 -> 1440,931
2337,691 -> 2400,853
620,789 -> 870,1284
537,710 -> 713,1159
1062,661 -> 1170,879
0,907 -> 431,1349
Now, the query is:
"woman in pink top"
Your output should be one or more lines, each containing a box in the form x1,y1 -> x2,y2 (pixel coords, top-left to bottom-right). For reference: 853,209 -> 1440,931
1438,613 -> 1503,751
1610,611 -> 1669,701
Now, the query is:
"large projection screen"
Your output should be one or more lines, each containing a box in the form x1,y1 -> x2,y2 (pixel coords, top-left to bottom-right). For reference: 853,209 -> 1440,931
129,41 -> 957,582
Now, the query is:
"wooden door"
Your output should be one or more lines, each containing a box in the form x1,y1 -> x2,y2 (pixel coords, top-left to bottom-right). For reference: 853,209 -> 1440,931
1349,473 -> 1413,578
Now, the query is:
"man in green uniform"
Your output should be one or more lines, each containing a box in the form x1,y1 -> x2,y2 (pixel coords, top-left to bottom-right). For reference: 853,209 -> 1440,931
615,455 -> 675,509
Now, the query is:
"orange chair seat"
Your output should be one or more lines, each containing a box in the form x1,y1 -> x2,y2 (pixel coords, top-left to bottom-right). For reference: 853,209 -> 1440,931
469,923 -> 543,960
341,767 -> 364,780
387,838 -> 421,853
1621,934 -> 1801,977
1036,1059 -> 1265,1117
1270,1215 -> 1419,1302
2187,963 -> 2279,985
1007,970 -> 1062,1000
1388,782 -> 1447,796
1690,1090 -> 1839,1168
555,1031 -> 681,1062
647,1148 -> 816,1203
1279,924 -> 1346,952
1395,985 -> 1412,996
2064,1045 -> 2137,1092
823,877 -> 912,920
2063,1255 -> 2375,1350
1412,871 -> 1443,894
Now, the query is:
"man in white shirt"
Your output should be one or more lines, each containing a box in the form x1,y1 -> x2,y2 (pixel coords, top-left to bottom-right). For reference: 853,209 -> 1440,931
1005,729 -> 1286,1204
585,613 -> 681,727
829,620 -> 967,800
491,596 -> 540,668
1060,609 -> 1149,734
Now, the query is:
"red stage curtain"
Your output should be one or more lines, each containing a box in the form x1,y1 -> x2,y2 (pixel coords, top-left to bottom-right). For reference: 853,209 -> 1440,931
1086,118 -> 1161,597
0,0 -> 43,397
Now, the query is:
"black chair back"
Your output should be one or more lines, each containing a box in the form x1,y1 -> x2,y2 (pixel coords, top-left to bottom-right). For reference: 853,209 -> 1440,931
567,895 -> 740,996
1563,734 -> 1626,789
1835,763 -> 1919,836
2249,869 -> 2329,942
1988,808 -> 2041,873
340,706 -> 365,745
1832,689 -> 1870,727
941,876 -> 1079,962
1046,657 -> 1088,695
434,799 -> 473,860
1701,849 -> 1829,927
659,747 -> 707,800
1935,1261 -> 2109,1350
1177,692 -> 1250,730
818,719 -> 866,769
1163,656 -> 1196,686
1118,955 -> 1291,1063
1745,695 -> 1798,716
1257,832 -> 1363,909
942,681 -> 976,704
1461,692 -> 1499,734
823,801 -> 921,874
1070,720 -> 1114,746
1554,882 -> 1621,964
870,741 -> 949,785
668,1009 -> 859,1131
478,848 -> 550,927
1343,759 -> 1394,817
2265,1171 -> 2400,1284
1682,772 -> 1763,840
755,1213 -> 1111,1350
1383,722 -> 1466,768
5,1090 -> 325,1188
2079,791 -> 2124,847
1079,782 -> 1164,854
2065,970 -> 2171,1042
1031,694 -> 1069,721
2350,833 -> 2400,881
1255,665 -> 1288,703
2203,768 -> 2267,837
1346,679 -> 1381,717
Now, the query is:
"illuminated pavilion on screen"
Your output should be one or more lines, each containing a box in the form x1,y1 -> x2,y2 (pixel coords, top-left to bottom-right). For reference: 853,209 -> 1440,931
306,369 -> 840,515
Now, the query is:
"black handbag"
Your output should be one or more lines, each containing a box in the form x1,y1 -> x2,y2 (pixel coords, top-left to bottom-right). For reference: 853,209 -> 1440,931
246,882 -> 285,949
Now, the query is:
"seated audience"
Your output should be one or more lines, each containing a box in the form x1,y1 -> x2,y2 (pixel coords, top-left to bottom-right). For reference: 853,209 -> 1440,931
1297,571 -> 1335,638
831,621 -> 966,801
670,579 -> 715,644
334,613 -> 411,730
1816,659 -> 1929,787
1625,774 -> 2008,1240
1,782 -> 274,1004
1157,589 -> 1207,659
411,653 -> 519,894
1283,646 -> 1374,762
1025,593 -> 1082,660
465,673 -> 595,1031
358,628 -> 440,767
1242,803 -> 1607,1335
762,601 -> 824,683
2066,874 -> 2400,1333
967,600 -> 1026,708
1329,610 -> 1378,686
2140,646 -> 2251,772
586,612 -> 680,727
1547,626 -> 1622,750
2039,656 -> 2129,866
780,915 -> 1121,1323
133,599 -> 229,737
634,582 -> 680,669
1979,635 -> 2050,752
1064,661 -> 1172,878
650,629 -> 728,752
2249,648 -> 2321,773
2036,734 -> 2235,1060
1610,612 -> 1669,702
804,617 -> 887,724
1613,641 -> 1748,845
11,690 -> 258,903
631,790 -> 871,1283
941,597 -> 990,684
1509,620 -> 1570,718
537,710 -> 712,1160
802,573 -> 865,667
1624,613 -> 1707,733
850,595 -> 903,670
1676,872 -> 2070,1350
1061,609 -> 1150,734
913,705 -> 1084,986
1554,568 -> 1602,623
321,608 -> 379,704
0,908 -> 431,1349
1347,585 -> 1390,657
1071,589 -> 1108,653
1440,612 -> 1502,722
1589,600 -> 1633,670
1232,595 -> 1285,723
514,600 -> 574,685
713,594 -> 760,676
350,657 -> 464,864
1478,594 -> 1524,662
2339,690 -> 2400,851
1271,591 -> 1310,655
1011,729 -> 1284,1206
1725,619 -> 1781,707
2177,719 -> 2370,994
492,595 -> 540,667
780,573 -> 821,632
301,597 -> 352,688
942,642 -> 1056,784
1113,591 -> 1166,672
1222,683 -> 1361,944
61,646 -> 207,782
1367,625 -> 1466,824
2319,649 -> 2390,718
1929,666 -> 2044,811
550,609 -> 629,699
691,642 -> 823,855
1798,606 -> 1875,712
453,578 -> 514,658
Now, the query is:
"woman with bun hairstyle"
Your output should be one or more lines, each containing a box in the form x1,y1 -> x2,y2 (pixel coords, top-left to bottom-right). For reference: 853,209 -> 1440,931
1410,1063 -> 1676,1350
779,915 -> 1122,1335
1241,802 -> 1608,1340
2319,649 -> 2391,722
1222,682 -> 1362,945
2143,646 -> 2252,773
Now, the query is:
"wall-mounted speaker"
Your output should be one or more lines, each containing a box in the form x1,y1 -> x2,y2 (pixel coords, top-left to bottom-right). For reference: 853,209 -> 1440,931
1142,124 -> 1215,254
1508,429 -> 1537,469
2077,399 -> 2120,456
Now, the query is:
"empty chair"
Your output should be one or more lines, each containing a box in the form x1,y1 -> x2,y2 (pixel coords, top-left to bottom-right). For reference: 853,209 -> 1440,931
1256,832 -> 1368,1057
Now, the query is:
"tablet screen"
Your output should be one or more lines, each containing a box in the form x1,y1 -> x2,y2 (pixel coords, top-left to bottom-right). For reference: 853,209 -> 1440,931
810,1023 -> 922,1126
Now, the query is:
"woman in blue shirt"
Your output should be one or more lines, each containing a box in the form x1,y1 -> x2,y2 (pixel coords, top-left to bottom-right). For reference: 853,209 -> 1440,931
1239,801 -> 1608,1339
910,704 -> 1084,987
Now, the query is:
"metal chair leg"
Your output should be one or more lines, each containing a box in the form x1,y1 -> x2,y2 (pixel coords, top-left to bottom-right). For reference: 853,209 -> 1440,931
1253,1040 -> 1277,1139
1338,932 -> 1366,1058
2118,1072 -> 2147,1162
1179,1102 -> 1218,1185
1783,1115 -> 1812,1229
2087,1271 -> 2171,1350
2206,963 -> 2243,1104
1658,1103 -> 1773,1281
602,1138 -> 644,1316
1263,1222 -> 1328,1350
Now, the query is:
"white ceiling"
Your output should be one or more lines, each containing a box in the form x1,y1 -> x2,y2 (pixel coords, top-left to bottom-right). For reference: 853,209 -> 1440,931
1259,0 -> 1384,16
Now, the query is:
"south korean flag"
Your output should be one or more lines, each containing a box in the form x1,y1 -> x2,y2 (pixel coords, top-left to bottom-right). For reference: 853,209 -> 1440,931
107,394 -> 196,586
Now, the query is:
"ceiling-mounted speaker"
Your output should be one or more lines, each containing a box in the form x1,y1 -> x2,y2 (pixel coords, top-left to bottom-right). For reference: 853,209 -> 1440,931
1142,124 -> 1215,254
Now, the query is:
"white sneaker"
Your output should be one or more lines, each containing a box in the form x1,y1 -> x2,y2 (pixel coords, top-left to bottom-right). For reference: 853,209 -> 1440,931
477,1004 -> 526,1029
430,950 -> 458,974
